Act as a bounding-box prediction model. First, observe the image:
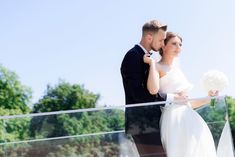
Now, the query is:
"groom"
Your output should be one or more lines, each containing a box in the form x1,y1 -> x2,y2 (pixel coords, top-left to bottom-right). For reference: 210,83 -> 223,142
120,20 -> 185,157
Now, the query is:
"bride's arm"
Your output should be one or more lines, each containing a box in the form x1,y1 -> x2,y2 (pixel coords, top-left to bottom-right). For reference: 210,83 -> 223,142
190,90 -> 219,109
190,98 -> 210,109
143,54 -> 160,95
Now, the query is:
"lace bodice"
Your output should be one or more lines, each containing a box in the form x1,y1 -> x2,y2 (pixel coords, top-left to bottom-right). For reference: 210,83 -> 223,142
156,63 -> 193,94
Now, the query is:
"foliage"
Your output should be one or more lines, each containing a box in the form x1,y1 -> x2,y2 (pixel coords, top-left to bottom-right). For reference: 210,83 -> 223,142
30,81 -> 101,137
226,96 -> 235,127
32,80 -> 99,112
197,98 -> 227,146
27,81 -> 125,156
1,116 -> 31,143
0,65 -> 31,113
1,134 -> 126,157
225,96 -> 235,144
0,65 -> 32,144
197,96 -> 235,147
29,109 -> 124,139
0,67 -> 126,156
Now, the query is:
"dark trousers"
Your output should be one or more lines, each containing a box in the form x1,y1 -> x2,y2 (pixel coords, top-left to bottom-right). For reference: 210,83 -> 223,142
132,132 -> 166,157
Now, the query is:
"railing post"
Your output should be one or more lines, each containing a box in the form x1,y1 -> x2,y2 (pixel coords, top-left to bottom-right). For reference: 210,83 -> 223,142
3,119 -> 7,157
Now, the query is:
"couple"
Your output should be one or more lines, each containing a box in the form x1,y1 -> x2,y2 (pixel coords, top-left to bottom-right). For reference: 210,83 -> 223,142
120,20 -> 218,157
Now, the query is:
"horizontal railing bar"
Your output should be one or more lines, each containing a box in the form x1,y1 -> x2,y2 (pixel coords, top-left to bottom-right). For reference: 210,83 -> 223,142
207,120 -> 226,124
0,96 -> 224,120
0,130 -> 125,146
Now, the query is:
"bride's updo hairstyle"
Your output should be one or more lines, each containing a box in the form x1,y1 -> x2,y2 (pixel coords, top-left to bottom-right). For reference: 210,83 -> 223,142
159,32 -> 182,56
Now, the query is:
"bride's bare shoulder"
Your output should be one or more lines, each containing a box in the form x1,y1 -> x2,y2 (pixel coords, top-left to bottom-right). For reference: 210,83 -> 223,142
155,62 -> 166,78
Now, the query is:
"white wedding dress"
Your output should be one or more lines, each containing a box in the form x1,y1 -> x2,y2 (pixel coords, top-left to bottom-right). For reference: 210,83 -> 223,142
157,63 -> 217,157
217,121 -> 234,157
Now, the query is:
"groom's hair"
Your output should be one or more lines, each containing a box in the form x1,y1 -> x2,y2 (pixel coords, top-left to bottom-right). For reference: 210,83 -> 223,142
142,20 -> 167,35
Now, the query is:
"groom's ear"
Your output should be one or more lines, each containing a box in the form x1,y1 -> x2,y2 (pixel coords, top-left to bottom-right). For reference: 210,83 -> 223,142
146,33 -> 153,42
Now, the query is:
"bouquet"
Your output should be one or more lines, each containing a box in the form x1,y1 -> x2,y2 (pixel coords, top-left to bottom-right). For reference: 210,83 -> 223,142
201,70 -> 229,107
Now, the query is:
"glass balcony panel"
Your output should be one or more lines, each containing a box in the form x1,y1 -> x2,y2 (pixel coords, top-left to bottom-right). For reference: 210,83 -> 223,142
0,97 -> 233,157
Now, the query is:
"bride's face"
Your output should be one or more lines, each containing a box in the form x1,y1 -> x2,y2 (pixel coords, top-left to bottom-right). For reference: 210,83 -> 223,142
162,36 -> 182,57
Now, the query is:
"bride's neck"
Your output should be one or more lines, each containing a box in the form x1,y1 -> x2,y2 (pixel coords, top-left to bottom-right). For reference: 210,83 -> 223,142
159,56 -> 174,66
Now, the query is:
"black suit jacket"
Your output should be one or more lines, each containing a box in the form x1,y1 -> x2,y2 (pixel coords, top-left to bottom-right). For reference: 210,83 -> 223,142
121,45 -> 167,144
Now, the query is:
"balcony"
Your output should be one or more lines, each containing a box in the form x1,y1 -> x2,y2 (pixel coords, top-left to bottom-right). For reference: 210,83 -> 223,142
0,96 -> 234,157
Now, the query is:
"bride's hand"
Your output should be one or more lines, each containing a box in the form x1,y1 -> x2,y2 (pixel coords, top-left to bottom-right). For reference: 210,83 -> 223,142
143,53 -> 155,65
174,92 -> 188,102
208,90 -> 219,97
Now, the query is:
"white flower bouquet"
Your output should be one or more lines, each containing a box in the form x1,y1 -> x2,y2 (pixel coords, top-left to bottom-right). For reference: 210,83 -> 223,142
201,70 -> 229,107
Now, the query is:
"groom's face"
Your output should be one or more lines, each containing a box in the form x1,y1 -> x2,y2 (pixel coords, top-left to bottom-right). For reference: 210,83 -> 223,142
150,29 -> 166,51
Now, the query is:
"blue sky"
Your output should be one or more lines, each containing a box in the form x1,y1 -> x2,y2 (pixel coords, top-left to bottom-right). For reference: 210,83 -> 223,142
0,0 -> 235,107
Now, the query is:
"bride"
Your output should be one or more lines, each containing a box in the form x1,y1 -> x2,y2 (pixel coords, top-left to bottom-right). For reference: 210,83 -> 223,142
144,32 -> 217,157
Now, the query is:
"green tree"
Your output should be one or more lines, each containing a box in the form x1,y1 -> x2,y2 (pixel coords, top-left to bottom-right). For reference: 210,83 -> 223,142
197,96 -> 235,147
32,80 -> 99,112
197,98 -> 227,146
30,80 -> 100,137
226,96 -> 235,128
225,96 -> 235,145
0,64 -> 31,113
0,67 -> 126,156
0,64 -> 32,144
28,81 -> 125,157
